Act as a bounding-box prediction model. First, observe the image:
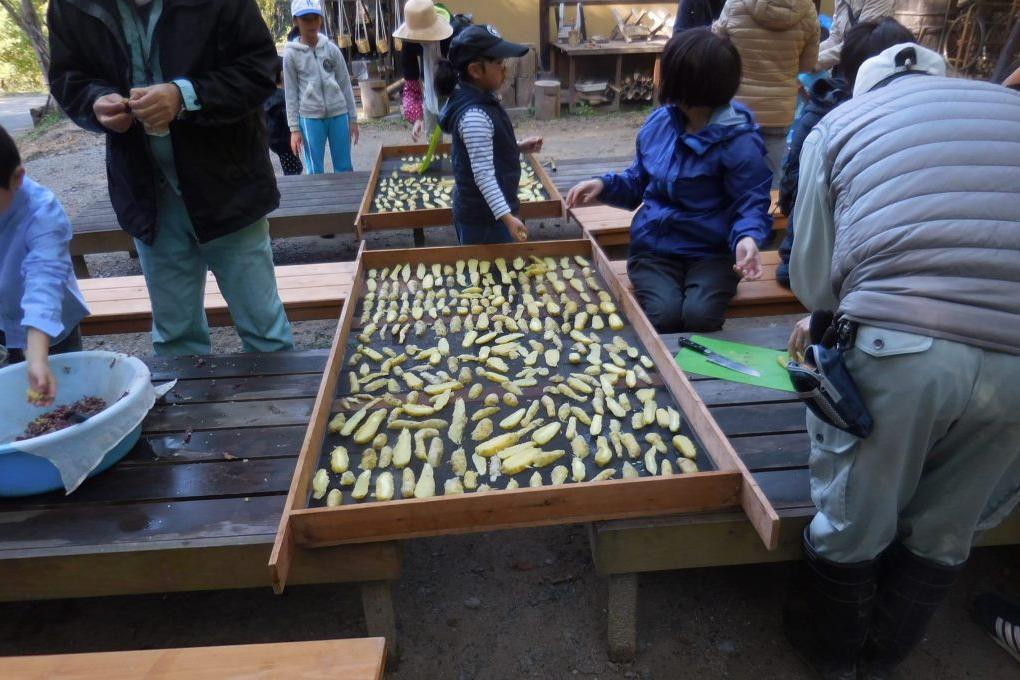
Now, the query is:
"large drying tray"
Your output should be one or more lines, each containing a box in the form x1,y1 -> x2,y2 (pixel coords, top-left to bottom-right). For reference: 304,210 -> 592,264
355,143 -> 564,235
270,240 -> 779,593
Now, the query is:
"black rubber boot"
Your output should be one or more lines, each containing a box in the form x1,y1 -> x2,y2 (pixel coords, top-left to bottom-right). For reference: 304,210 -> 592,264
859,543 -> 965,679
783,528 -> 878,680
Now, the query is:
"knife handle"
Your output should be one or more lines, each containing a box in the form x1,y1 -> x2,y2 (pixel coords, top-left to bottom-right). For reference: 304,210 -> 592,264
677,336 -> 710,355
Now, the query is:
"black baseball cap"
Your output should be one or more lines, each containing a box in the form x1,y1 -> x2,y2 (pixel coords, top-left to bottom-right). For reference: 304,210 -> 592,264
449,25 -> 528,68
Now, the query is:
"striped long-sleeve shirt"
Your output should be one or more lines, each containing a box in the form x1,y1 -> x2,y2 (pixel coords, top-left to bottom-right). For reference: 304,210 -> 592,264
457,107 -> 512,220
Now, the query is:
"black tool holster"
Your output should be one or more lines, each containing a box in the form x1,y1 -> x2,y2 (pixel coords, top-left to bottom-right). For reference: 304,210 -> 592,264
787,311 -> 874,438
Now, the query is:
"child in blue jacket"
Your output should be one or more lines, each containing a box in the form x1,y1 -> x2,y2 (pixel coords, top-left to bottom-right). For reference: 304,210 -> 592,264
568,29 -> 772,333
0,125 -> 89,406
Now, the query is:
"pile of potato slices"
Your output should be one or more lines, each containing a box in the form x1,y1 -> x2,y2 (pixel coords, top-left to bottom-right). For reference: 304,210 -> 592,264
310,254 -> 702,507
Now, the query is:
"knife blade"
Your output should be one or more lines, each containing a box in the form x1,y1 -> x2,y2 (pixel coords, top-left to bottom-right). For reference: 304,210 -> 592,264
677,336 -> 762,377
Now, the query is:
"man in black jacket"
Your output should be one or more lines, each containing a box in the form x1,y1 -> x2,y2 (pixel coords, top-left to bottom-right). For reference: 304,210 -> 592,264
48,0 -> 293,355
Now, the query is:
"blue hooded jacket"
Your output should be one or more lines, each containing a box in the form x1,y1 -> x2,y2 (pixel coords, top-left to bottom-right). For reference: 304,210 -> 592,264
599,103 -> 773,259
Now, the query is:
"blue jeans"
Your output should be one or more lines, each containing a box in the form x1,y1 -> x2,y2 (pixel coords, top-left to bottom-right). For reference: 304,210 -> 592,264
299,114 -> 353,174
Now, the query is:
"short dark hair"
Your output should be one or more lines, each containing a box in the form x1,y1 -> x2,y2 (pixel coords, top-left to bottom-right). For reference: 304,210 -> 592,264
658,28 -> 741,108
0,124 -> 20,190
841,18 -> 916,90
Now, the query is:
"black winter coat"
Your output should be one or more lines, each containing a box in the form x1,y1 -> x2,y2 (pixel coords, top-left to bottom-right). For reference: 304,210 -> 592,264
674,0 -> 726,32
47,0 -> 280,245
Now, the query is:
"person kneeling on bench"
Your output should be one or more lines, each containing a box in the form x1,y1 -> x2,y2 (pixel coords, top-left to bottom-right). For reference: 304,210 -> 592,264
566,29 -> 772,333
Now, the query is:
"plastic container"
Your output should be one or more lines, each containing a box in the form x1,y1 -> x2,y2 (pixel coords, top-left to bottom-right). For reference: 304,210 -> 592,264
0,351 -> 152,497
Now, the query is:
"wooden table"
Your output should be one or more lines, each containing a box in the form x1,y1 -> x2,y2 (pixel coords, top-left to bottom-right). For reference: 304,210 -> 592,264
70,173 -> 370,278
548,40 -> 666,113
0,638 -> 386,680
0,351 -> 401,663
590,324 -> 1020,661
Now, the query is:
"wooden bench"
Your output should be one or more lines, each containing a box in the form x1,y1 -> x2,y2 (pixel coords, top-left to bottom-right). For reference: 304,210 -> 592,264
78,261 -> 355,336
570,192 -> 789,249
71,173 -> 370,278
0,638 -> 387,680
571,196 -> 804,317
76,249 -> 800,336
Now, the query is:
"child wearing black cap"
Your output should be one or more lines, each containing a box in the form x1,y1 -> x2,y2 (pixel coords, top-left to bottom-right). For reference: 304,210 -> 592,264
436,24 -> 543,244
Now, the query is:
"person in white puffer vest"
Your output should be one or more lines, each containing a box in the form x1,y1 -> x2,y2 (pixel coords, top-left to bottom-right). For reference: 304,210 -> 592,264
783,18 -> 1020,680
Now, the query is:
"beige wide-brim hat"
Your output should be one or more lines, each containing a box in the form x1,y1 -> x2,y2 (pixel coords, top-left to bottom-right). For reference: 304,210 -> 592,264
393,0 -> 453,42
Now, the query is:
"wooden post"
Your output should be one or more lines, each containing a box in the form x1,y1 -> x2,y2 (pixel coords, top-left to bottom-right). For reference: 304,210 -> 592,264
607,573 -> 638,661
540,0 -> 551,70
72,254 -> 91,279
360,580 -> 400,668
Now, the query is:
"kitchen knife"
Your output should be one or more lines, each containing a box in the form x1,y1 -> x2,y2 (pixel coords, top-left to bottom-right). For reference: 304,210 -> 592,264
677,336 -> 762,377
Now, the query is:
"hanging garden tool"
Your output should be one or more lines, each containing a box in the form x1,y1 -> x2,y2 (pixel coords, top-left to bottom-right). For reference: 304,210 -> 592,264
374,0 -> 390,54
338,0 -> 352,48
392,0 -> 403,50
355,0 -> 371,54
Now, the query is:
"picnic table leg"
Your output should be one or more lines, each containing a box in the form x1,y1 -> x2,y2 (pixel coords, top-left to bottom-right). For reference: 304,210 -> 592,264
568,55 -> 576,114
72,254 -> 91,279
607,572 -> 638,662
361,580 -> 400,668
612,55 -> 623,113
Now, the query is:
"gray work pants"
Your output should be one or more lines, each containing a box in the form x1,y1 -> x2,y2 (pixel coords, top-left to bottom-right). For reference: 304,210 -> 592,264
808,325 -> 1020,566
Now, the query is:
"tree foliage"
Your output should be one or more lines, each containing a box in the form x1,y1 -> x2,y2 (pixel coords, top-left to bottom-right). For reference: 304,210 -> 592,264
0,0 -> 47,92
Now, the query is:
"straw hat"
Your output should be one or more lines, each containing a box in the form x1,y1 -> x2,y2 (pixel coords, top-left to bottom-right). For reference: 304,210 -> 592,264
393,0 -> 453,42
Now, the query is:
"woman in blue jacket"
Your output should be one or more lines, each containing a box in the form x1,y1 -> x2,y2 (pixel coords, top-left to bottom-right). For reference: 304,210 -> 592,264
567,28 -> 772,333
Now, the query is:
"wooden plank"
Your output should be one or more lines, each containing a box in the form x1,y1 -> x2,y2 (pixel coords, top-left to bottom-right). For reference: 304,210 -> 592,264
270,241 -> 367,593
0,638 -> 387,680
162,373 -> 323,405
0,495 -> 287,553
711,401 -> 807,438
591,243 -> 781,550
143,399 -> 316,433
0,539 -> 401,600
290,472 -> 743,547
140,425 -> 308,464
0,458 -> 296,509
146,350 -> 328,381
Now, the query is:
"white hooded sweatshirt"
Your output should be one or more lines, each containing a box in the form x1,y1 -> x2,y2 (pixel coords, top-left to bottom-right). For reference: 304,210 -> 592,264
283,33 -> 357,131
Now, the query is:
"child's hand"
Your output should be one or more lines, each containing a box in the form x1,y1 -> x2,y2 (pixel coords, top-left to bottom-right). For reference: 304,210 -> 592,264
290,130 -> 304,157
502,214 -> 529,242
26,358 -> 56,407
733,236 -> 762,280
518,136 -> 543,154
411,119 -> 424,141
24,328 -> 56,406
350,121 -> 360,145
93,93 -> 134,134
566,179 -> 604,209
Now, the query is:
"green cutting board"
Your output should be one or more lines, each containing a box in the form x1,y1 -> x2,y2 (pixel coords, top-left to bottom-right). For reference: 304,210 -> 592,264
674,335 -> 796,393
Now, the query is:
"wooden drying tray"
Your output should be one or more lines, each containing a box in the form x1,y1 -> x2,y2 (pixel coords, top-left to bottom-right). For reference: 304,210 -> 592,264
269,239 -> 779,593
355,143 -> 564,236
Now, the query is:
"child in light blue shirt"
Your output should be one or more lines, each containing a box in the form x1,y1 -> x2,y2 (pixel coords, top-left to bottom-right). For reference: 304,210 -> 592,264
0,125 -> 89,405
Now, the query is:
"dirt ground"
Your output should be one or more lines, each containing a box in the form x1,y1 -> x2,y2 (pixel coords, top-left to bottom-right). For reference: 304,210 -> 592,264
5,113 -> 1020,679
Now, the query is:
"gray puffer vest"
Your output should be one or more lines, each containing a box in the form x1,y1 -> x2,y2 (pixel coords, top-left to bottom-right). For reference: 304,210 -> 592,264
817,74 -> 1020,355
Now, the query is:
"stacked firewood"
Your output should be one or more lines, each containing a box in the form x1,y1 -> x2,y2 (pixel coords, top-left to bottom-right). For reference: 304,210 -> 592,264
620,71 -> 655,102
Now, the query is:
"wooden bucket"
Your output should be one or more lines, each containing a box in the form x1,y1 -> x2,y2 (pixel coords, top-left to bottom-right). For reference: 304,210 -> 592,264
359,79 -> 390,118
534,79 -> 561,120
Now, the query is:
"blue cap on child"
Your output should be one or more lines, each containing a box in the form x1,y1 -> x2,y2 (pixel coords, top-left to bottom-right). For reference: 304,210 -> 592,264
292,0 -> 323,18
